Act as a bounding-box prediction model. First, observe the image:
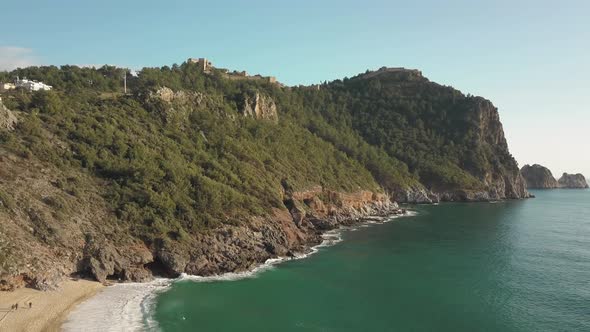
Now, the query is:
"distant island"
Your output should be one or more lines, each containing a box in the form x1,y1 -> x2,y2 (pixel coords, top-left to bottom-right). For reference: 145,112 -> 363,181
521,164 -> 588,189
558,173 -> 589,189
0,60 -> 531,291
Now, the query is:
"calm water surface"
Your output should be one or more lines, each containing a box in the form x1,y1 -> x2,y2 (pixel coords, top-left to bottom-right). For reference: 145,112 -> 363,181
154,190 -> 590,331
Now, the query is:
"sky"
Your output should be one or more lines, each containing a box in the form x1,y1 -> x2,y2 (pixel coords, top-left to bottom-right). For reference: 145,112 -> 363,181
1,0 -> 589,177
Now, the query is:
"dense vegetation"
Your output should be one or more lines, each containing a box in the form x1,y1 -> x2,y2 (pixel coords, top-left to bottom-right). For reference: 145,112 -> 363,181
297,71 -> 487,191
0,63 -> 515,243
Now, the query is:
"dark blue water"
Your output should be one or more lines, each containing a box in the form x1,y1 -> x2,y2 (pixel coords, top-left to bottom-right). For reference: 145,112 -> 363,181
154,189 -> 590,331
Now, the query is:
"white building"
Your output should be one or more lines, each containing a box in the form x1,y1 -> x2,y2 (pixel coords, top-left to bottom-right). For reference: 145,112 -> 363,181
15,78 -> 52,91
0,83 -> 16,92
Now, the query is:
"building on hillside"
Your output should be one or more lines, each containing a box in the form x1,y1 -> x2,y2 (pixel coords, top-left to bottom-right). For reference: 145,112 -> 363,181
186,57 -> 282,86
187,58 -> 212,72
359,67 -> 423,80
0,83 -> 16,92
232,70 -> 247,76
15,78 -> 52,91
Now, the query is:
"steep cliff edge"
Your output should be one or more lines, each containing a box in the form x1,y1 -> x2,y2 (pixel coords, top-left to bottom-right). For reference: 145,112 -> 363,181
319,71 -> 530,202
558,173 -> 589,188
434,98 -> 529,201
520,164 -> 559,189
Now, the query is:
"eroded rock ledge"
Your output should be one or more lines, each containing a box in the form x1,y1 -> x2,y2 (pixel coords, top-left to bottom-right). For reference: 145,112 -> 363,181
140,186 -> 401,280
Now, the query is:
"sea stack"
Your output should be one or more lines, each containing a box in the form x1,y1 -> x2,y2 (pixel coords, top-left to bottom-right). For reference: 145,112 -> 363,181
558,173 -> 589,189
520,164 -> 559,189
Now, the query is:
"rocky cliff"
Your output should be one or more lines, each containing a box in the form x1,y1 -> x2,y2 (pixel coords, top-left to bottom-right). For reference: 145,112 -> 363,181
558,173 -> 589,189
148,87 -> 279,124
240,92 -> 278,123
394,98 -> 530,203
147,86 -> 206,123
444,98 -> 529,201
182,187 -> 400,277
520,164 -> 559,189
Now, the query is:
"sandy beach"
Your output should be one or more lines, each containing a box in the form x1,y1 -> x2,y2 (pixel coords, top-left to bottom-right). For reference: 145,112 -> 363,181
0,279 -> 103,332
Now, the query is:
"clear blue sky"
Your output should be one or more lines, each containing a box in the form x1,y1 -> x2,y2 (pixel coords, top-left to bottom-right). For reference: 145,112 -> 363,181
1,0 -> 589,177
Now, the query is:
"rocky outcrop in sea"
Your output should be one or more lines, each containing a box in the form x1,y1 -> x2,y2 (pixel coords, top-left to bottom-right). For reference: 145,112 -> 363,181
558,173 -> 589,189
520,164 -> 559,189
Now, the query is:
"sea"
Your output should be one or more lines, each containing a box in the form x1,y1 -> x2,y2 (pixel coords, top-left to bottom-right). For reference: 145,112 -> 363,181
63,189 -> 590,331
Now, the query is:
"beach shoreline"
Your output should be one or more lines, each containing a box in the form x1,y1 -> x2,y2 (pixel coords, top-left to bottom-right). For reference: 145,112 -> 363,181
0,279 -> 104,332
2,211 -> 413,332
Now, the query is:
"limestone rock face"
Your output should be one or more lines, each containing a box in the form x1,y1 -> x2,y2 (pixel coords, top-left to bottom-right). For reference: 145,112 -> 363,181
82,236 -> 154,283
520,164 -> 559,189
0,99 -> 18,131
182,188 -> 404,277
466,98 -> 530,200
394,98 -> 530,203
240,92 -> 278,123
148,86 -> 205,123
558,173 -> 589,189
393,185 -> 439,204
150,86 -> 204,105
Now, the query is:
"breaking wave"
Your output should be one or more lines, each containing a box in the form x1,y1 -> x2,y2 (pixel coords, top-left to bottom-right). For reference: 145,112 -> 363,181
62,278 -> 171,332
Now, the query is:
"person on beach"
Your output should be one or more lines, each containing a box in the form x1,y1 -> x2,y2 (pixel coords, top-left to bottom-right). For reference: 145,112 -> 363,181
29,302 -> 32,309
15,303 -> 18,310
11,304 -> 15,310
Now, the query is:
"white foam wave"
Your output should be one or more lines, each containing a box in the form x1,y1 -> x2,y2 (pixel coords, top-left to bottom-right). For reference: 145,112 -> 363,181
62,278 -> 171,332
179,228 -> 345,283
403,210 -> 418,217
178,257 -> 284,283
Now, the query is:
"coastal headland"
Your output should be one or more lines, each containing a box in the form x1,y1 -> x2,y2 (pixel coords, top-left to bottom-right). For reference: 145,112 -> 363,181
1,61 -> 530,322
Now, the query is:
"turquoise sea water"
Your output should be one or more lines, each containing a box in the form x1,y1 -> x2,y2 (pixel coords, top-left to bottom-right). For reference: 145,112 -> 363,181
153,190 -> 590,331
